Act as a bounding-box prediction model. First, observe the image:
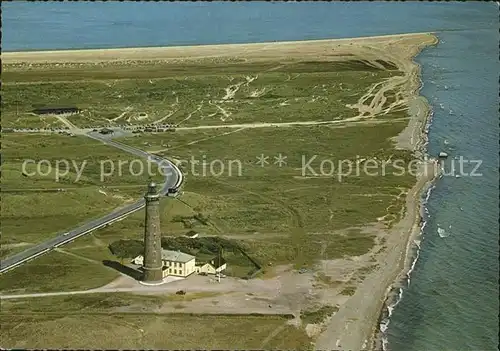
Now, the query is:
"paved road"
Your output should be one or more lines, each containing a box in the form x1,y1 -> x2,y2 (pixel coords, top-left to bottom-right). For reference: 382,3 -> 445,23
0,132 -> 183,274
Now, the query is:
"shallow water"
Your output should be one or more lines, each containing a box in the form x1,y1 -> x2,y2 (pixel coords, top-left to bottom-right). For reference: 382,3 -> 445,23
3,2 -> 498,350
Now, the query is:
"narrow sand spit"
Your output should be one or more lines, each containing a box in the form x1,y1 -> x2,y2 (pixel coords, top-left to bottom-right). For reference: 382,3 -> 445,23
3,33 -> 439,350
4,32 -> 434,64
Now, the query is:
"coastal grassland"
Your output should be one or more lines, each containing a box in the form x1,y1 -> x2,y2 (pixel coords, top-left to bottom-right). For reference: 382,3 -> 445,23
3,35 -> 426,288
0,293 -> 165,313
112,120 -> 416,269
1,294 -> 310,348
0,300 -> 310,350
0,250 -> 119,293
2,57 -> 402,129
300,305 -> 339,325
0,120 -> 416,292
0,234 -> 125,293
1,34 -> 437,351
1,133 -> 162,189
0,133 -> 163,246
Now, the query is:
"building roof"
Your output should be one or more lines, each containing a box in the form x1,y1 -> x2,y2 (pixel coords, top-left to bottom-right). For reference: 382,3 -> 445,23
209,256 -> 227,269
33,106 -> 80,114
161,249 -> 195,263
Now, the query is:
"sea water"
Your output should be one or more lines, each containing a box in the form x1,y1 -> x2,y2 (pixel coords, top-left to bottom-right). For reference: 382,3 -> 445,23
384,22 -> 499,351
3,2 -> 498,350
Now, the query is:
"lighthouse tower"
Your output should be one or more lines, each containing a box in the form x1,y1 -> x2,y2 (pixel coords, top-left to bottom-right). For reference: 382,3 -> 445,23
141,181 -> 163,284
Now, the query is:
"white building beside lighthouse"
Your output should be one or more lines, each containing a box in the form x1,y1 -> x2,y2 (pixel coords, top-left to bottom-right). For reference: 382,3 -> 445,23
133,249 -> 196,278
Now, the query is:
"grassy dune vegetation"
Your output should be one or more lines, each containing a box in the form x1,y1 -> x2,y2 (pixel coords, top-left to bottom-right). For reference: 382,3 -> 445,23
0,250 -> 119,293
1,56 -> 415,291
1,294 -> 310,349
1,133 -> 163,251
0,314 -> 311,349
2,59 -> 401,128
117,123 -> 415,268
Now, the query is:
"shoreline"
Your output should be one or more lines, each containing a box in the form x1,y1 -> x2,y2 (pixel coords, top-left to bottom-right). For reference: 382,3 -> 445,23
373,171 -> 440,350
312,33 -> 439,351
370,35 -> 441,350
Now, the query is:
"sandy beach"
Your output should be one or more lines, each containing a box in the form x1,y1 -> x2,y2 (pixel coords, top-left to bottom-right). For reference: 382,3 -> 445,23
4,32 -> 435,65
3,33 -> 440,350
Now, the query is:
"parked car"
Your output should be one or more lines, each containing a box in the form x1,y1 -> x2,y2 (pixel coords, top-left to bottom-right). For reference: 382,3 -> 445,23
167,188 -> 179,196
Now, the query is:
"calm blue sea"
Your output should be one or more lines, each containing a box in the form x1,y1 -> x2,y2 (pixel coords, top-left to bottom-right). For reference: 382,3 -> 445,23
3,2 -> 499,350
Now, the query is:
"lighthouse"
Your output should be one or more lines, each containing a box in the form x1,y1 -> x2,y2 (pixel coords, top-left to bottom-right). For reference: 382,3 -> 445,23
141,181 -> 163,284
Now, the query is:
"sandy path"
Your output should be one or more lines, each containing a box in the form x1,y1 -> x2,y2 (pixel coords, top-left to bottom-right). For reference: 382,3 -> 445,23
172,116 -> 409,131
177,102 -> 204,126
153,108 -> 179,125
54,115 -> 79,130
54,248 -> 104,265
0,283 -> 237,300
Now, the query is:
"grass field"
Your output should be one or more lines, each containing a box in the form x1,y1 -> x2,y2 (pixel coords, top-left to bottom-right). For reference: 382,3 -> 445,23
300,305 -> 339,325
1,133 -> 163,247
1,133 -> 163,189
1,293 -> 310,349
0,313 -> 310,349
2,58 -> 402,128
0,250 -> 119,293
118,122 -> 415,268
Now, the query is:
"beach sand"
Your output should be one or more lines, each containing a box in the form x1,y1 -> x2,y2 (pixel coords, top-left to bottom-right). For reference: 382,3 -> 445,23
4,32 -> 435,65
3,33 -> 439,350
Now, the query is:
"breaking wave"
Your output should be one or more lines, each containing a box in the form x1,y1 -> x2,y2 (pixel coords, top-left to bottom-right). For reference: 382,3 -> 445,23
378,162 -> 437,351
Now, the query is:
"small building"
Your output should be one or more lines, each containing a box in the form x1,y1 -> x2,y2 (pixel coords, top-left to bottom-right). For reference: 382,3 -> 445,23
33,106 -> 80,115
133,249 -> 196,278
195,256 -> 227,275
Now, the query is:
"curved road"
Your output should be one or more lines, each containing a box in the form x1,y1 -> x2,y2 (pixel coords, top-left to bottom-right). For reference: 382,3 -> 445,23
0,131 -> 183,274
